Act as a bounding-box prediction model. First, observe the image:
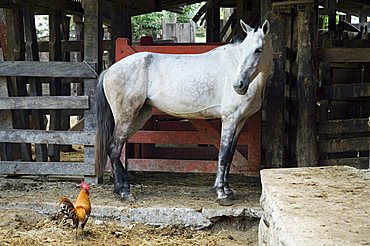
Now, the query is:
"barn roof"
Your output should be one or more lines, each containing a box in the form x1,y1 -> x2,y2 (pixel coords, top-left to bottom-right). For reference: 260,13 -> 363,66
0,0 -> 205,16
0,0 -> 369,18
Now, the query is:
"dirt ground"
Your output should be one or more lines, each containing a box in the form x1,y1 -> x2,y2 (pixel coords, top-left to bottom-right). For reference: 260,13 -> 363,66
0,209 -> 258,245
0,172 -> 261,245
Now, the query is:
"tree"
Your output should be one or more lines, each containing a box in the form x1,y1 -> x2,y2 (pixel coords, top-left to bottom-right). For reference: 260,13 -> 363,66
131,3 -> 204,41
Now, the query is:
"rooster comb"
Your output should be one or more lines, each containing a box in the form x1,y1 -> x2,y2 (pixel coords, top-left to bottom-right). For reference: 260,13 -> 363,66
79,180 -> 90,190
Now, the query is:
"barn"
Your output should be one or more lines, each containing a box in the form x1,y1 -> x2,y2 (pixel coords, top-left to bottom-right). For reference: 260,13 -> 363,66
0,0 -> 369,245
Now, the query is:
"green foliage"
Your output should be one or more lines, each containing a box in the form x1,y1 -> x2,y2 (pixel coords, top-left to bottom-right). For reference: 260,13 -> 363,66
132,12 -> 164,40
177,4 -> 202,23
35,15 -> 49,40
319,14 -> 343,30
131,3 -> 204,41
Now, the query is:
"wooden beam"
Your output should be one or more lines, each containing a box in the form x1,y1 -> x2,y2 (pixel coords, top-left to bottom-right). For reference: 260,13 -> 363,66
331,39 -> 370,47
0,129 -> 95,145
83,0 -> 103,73
220,12 -> 235,40
127,159 -> 259,175
321,83 -> 370,100
37,40 -> 112,52
319,137 -> 369,153
264,10 -> 286,168
235,0 -> 245,39
0,9 -> 12,161
110,2 -> 132,66
83,0 -> 103,183
128,130 -> 249,145
319,48 -> 370,63
24,6 -> 47,162
0,61 -> 97,78
48,8 -> 63,162
0,162 -> 95,175
320,157 -> 369,169
0,0 -> 84,13
0,96 -> 89,110
0,76 -> 13,161
5,8 -> 32,161
319,118 -> 370,134
272,0 -> 313,7
328,0 -> 336,32
206,0 -> 220,42
295,9 -> 318,167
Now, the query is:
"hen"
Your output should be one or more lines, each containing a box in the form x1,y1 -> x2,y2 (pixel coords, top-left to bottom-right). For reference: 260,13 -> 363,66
58,181 -> 91,236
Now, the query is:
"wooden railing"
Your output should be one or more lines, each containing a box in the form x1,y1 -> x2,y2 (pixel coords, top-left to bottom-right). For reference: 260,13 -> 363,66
0,61 -> 99,180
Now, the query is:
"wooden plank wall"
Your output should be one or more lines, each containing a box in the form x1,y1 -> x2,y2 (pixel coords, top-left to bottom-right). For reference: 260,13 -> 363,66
317,28 -> 370,168
261,0 -> 319,168
0,4 -> 108,182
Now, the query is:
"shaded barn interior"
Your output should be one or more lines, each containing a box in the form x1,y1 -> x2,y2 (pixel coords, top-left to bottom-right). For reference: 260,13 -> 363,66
0,0 -> 369,182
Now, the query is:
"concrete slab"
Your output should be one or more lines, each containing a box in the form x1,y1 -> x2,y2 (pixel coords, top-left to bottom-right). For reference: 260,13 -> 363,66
0,172 -> 262,229
258,166 -> 370,246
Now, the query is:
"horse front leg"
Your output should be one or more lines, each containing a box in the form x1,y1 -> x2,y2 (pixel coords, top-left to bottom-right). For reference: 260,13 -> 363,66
109,138 -> 133,201
223,118 -> 247,200
213,119 -> 238,206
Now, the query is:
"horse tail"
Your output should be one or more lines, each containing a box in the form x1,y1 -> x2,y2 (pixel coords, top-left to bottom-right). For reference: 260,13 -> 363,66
95,70 -> 114,179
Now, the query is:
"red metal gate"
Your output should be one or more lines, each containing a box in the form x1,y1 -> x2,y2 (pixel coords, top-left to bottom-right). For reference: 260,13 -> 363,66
115,38 -> 261,176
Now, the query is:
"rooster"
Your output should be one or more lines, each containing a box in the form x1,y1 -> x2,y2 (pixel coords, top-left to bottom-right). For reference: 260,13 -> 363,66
58,181 -> 91,236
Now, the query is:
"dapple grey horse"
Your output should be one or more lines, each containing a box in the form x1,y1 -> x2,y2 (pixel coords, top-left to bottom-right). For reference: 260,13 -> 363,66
95,20 -> 273,206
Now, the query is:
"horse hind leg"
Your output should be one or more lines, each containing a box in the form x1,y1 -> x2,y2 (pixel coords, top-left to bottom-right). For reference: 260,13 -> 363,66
109,135 -> 133,200
110,105 -> 152,200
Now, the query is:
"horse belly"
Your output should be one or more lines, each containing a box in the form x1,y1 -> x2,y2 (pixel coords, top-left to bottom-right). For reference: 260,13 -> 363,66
147,80 -> 222,119
147,95 -> 221,119
146,56 -> 225,119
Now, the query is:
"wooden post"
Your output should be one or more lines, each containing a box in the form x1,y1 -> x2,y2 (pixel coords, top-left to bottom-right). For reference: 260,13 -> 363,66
235,0 -> 257,40
261,0 -> 286,168
359,12 -> 367,25
48,8 -> 62,162
72,14 -> 84,124
296,8 -> 318,167
345,12 -> 351,23
72,15 -> 84,62
206,0 -> 220,42
23,6 -> 48,162
327,0 -> 336,33
0,9 -> 12,161
5,8 -> 32,161
60,14 -> 73,152
83,0 -> 103,183
110,3 -> 131,66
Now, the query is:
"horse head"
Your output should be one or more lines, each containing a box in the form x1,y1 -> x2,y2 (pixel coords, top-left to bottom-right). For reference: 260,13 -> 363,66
233,20 -> 272,95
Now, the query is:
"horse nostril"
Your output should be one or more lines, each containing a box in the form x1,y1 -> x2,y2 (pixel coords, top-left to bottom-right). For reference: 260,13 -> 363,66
239,81 -> 244,89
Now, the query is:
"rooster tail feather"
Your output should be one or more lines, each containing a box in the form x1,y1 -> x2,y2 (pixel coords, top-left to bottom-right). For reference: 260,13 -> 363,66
58,197 -> 78,226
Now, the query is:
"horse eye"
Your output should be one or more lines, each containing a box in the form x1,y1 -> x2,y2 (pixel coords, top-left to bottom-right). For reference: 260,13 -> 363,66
255,48 -> 262,54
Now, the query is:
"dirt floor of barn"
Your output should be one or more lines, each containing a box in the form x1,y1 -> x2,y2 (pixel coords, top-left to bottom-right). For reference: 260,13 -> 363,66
0,172 -> 261,245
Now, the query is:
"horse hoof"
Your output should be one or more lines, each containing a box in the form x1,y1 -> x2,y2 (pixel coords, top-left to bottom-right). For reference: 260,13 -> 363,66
120,193 -> 135,202
226,193 -> 235,200
216,197 -> 234,206
114,192 -> 135,202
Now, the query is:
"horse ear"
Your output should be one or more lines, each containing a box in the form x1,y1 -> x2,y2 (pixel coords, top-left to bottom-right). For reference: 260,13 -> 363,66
240,20 -> 253,34
262,20 -> 270,35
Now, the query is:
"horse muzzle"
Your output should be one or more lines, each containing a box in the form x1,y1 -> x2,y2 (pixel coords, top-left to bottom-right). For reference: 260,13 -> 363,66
233,80 -> 249,95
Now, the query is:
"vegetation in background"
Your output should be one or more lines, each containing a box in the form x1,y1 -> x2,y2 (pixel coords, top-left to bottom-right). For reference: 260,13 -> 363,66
318,14 -> 342,30
35,3 -> 206,42
132,3 -> 204,41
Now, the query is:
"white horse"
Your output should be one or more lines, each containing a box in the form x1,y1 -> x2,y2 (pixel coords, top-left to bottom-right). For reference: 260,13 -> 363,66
95,20 -> 273,206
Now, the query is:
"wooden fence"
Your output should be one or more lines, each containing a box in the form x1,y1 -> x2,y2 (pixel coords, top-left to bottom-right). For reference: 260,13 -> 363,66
318,41 -> 370,169
0,61 -> 99,180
